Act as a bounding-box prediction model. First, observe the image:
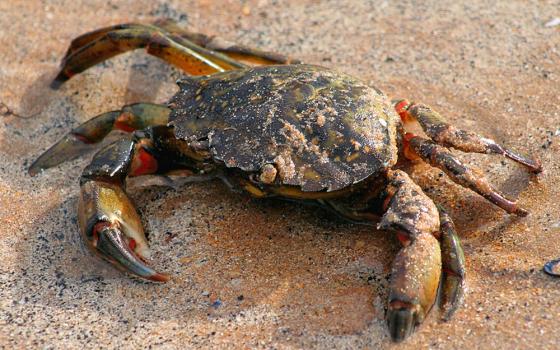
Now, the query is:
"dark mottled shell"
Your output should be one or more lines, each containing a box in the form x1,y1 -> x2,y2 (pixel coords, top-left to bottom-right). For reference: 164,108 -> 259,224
168,64 -> 399,192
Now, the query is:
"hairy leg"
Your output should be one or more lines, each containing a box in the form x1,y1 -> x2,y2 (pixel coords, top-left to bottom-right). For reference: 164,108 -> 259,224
394,99 -> 542,173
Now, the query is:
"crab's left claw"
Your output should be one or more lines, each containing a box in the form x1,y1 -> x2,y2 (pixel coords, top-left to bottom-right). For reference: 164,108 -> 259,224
79,180 -> 170,282
380,170 -> 444,342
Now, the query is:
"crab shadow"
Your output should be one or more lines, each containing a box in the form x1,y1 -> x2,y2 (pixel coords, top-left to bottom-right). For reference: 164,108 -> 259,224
10,164 -> 541,344
9,179 -> 398,341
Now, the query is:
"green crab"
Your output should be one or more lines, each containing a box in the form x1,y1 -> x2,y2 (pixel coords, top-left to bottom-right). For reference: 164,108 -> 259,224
29,20 -> 542,342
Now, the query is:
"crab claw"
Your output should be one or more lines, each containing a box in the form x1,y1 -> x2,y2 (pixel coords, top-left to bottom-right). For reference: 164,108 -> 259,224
78,180 -> 170,282
387,232 -> 441,342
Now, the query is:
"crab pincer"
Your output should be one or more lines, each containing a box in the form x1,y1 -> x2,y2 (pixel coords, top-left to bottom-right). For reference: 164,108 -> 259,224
79,180 -> 169,282
380,170 -> 442,341
75,136 -> 173,282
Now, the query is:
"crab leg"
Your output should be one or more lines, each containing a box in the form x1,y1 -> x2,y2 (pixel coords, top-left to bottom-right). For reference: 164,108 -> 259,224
153,19 -> 301,66
51,23 -> 247,88
437,206 -> 466,320
378,170 -> 442,342
60,23 -> 139,59
28,103 -> 170,176
405,133 -> 528,216
394,99 -> 542,173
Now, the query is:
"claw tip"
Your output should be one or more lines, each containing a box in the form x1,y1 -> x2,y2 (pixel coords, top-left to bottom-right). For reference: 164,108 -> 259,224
148,272 -> 171,283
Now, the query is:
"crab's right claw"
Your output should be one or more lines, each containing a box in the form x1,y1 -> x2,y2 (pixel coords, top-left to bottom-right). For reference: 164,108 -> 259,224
78,180 -> 170,282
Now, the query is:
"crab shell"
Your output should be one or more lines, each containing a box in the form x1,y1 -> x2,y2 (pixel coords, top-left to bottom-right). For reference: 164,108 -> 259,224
168,64 -> 400,192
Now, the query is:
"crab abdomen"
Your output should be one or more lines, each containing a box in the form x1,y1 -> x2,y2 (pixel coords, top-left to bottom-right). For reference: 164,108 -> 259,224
169,64 -> 399,192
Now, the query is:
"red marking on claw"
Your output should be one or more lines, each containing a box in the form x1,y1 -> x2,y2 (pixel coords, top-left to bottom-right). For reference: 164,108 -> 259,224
402,133 -> 421,161
128,237 -> 137,251
130,147 -> 158,176
92,221 -> 111,247
395,100 -> 412,121
382,194 -> 392,211
403,132 -> 416,142
396,232 -> 410,245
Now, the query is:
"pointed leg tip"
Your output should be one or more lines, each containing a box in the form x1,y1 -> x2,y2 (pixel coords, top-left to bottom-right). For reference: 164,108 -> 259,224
50,71 -> 71,90
28,168 -> 39,177
514,207 -> 529,217
522,157 -> 542,174
531,160 -> 543,174
501,148 -> 543,174
28,156 -> 51,176
440,296 -> 463,322
50,78 -> 65,90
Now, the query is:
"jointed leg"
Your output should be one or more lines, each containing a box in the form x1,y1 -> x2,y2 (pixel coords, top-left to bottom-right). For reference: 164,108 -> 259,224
52,23 -> 247,88
52,20 -> 299,88
404,134 -> 528,216
28,103 -> 170,176
153,19 -> 302,66
394,100 -> 542,173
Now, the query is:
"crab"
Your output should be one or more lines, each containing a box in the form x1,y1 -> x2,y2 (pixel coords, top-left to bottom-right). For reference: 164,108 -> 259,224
29,20 -> 542,342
